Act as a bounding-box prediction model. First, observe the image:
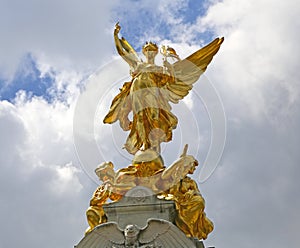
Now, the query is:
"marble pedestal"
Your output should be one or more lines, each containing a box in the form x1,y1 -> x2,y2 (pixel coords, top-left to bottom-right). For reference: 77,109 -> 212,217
75,186 -> 207,248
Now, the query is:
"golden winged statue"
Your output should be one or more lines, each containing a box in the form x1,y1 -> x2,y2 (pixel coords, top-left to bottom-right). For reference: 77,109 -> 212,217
103,22 -> 224,155
82,23 -> 224,243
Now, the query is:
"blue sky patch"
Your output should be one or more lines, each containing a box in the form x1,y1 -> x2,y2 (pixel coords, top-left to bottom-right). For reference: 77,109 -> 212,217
0,54 -> 55,102
111,0 -> 214,50
183,0 -> 209,23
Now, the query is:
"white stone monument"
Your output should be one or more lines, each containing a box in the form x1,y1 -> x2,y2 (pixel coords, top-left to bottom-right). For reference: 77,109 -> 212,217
75,186 -> 205,248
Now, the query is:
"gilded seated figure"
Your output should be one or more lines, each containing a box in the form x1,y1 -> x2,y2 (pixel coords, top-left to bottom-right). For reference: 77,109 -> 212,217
166,165 -> 214,240
155,145 -> 214,240
85,162 -> 119,234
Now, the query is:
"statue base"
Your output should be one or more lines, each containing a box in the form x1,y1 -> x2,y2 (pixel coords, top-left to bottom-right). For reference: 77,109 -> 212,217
75,186 -> 209,248
103,186 -> 175,229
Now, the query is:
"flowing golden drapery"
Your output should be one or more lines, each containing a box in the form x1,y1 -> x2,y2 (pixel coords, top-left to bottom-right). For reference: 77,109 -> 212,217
103,23 -> 224,154
168,176 -> 214,240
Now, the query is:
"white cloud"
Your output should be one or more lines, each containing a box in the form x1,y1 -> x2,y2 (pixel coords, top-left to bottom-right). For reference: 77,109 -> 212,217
199,0 -> 300,122
0,92 -> 90,248
0,0 -> 120,81
13,91 -> 74,165
50,163 -> 82,195
157,0 -> 188,25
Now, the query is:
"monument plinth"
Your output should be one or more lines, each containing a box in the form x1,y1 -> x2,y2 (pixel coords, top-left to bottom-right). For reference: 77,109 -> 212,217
75,22 -> 223,247
76,187 -> 206,248
103,186 -> 176,229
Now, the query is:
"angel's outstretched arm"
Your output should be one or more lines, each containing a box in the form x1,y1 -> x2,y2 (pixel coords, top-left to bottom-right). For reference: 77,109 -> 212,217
114,22 -> 139,67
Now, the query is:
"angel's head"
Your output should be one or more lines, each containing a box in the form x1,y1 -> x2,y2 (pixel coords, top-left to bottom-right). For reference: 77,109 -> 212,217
142,41 -> 158,62
188,159 -> 199,175
95,161 -> 115,181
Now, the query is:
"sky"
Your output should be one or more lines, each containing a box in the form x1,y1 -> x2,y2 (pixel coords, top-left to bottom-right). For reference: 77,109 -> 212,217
0,0 -> 299,247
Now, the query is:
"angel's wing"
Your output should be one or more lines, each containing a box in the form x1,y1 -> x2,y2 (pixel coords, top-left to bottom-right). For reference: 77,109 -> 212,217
103,81 -> 132,131
139,219 -> 196,247
76,222 -> 124,248
166,37 -> 224,103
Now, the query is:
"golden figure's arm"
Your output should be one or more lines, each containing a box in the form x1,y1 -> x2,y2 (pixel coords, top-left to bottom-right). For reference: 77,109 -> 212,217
89,184 -> 110,206
161,144 -> 198,183
114,22 -> 139,68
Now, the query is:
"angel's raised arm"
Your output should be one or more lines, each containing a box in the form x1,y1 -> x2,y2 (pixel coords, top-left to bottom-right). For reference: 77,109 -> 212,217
114,22 -> 139,67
